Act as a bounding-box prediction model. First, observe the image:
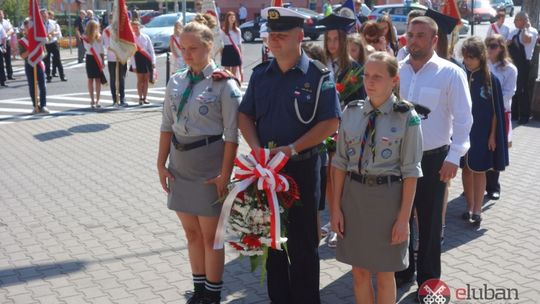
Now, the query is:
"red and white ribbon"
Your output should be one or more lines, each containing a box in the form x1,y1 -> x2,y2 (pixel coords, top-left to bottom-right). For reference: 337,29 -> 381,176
213,149 -> 289,251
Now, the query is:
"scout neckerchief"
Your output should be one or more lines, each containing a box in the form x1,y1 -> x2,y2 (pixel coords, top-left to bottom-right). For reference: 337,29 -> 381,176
358,109 -> 380,172
491,23 -> 500,34
176,71 -> 204,122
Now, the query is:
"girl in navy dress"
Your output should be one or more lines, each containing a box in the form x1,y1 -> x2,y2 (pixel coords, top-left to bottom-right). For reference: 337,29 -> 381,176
460,37 -> 509,227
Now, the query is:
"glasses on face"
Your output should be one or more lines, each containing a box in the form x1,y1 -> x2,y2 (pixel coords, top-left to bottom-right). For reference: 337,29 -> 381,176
488,43 -> 500,50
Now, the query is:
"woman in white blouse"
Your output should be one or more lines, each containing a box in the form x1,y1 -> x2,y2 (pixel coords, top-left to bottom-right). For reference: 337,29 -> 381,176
130,20 -> 156,105
169,21 -> 185,73
220,12 -> 242,80
82,20 -> 106,108
485,34 -> 517,200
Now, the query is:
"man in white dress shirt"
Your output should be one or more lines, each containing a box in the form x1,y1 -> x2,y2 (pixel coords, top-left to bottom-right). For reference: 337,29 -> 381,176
0,24 -> 6,86
507,11 -> 538,125
41,9 -> 66,82
395,16 -> 473,299
0,11 -> 14,80
486,10 -> 510,40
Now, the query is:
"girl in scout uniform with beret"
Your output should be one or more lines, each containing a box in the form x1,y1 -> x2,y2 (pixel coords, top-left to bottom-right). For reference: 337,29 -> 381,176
157,14 -> 241,304
331,52 -> 423,304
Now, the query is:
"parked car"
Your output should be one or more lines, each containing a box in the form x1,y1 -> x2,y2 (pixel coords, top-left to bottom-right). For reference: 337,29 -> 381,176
459,0 -> 497,24
140,11 -> 162,25
239,8 -> 325,42
142,13 -> 196,52
368,4 -> 470,36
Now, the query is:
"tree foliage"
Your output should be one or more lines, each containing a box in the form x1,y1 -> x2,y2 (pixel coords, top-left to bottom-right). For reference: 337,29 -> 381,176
1,0 -> 28,27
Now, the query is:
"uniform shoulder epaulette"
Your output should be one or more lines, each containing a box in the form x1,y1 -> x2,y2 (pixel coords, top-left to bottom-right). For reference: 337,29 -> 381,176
252,60 -> 271,71
311,59 -> 330,74
393,99 -> 414,113
211,70 -> 241,87
347,99 -> 365,108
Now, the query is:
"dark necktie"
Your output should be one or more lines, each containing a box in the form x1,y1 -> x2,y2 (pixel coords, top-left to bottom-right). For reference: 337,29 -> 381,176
176,71 -> 204,122
358,109 -> 380,172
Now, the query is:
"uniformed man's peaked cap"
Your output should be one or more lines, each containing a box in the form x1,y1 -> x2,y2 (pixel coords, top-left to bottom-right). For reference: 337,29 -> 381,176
261,7 -> 306,32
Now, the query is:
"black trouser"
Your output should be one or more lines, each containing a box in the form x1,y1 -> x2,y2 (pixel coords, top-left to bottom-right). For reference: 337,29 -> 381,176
4,43 -> 12,78
486,170 -> 501,194
44,42 -> 64,79
0,48 -> 5,84
77,37 -> 85,63
108,61 -> 127,103
24,62 -> 47,108
266,154 -> 321,304
511,60 -> 531,121
396,147 -> 447,288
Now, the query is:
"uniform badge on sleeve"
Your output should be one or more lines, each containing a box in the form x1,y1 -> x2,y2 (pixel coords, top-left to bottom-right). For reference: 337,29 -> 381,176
408,114 -> 421,126
321,80 -> 335,91
230,87 -> 242,98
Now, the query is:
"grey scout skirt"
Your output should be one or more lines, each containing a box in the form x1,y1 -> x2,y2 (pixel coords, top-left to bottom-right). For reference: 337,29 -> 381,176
336,175 -> 409,273
167,134 -> 224,217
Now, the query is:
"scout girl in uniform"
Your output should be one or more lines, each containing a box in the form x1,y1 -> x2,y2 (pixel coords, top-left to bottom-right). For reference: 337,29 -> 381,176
157,14 -> 241,304
130,20 -> 155,105
331,52 -> 423,303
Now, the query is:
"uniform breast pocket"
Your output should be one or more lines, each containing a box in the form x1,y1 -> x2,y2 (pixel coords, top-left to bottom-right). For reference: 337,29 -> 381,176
417,87 -> 441,113
375,136 -> 401,163
196,93 -> 220,116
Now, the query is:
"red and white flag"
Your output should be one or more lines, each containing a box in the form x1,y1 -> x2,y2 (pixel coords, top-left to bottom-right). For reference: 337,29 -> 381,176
109,0 -> 136,64
271,0 -> 283,6
27,0 -> 47,66
442,0 -> 462,25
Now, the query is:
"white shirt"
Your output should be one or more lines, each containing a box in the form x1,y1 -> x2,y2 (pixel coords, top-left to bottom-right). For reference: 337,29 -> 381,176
486,23 -> 510,40
396,46 -> 409,62
45,19 -> 59,43
399,52 -> 473,165
130,33 -> 156,68
238,6 -> 247,19
508,27 -> 538,60
102,26 -> 116,62
488,61 -> 517,112
0,19 -> 13,37
220,29 -> 241,47
83,37 -> 104,56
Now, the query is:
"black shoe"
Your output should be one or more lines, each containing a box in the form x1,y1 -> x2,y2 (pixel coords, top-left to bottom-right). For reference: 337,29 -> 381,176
52,74 -> 58,77
395,275 -> 414,288
120,101 -> 129,107
461,212 -> 471,221
46,77 -> 52,83
7,76 -> 15,80
0,82 -> 6,87
186,292 -> 204,304
487,192 -> 500,200
199,296 -> 220,304
471,214 -> 482,227
61,77 -> 68,82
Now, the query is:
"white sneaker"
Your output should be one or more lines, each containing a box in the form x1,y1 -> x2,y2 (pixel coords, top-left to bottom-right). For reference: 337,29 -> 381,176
40,107 -> 50,114
321,222 -> 331,237
327,231 -> 338,248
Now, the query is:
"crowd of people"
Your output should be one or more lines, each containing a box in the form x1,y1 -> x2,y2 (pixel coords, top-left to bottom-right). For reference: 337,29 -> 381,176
154,1 -> 536,303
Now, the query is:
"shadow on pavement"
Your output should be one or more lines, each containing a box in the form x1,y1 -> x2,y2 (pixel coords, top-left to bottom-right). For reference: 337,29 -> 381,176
34,123 -> 110,142
0,260 -> 86,287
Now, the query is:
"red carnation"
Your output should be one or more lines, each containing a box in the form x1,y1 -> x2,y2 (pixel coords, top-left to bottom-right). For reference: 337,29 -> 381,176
350,76 -> 358,83
336,83 -> 345,93
242,235 -> 262,248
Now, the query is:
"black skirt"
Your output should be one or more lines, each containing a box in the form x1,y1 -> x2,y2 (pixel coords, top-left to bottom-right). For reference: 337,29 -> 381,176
134,51 -> 151,74
221,45 -> 241,67
85,54 -> 101,78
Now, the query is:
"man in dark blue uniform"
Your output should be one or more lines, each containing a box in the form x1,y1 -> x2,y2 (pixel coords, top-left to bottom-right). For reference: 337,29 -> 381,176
238,6 -> 341,304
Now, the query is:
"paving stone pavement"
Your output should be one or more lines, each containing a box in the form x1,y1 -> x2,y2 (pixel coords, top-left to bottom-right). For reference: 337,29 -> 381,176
0,107 -> 539,304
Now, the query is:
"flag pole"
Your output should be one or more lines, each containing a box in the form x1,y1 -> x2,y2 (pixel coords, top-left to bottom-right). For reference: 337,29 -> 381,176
33,65 -> 39,111
115,62 -> 120,105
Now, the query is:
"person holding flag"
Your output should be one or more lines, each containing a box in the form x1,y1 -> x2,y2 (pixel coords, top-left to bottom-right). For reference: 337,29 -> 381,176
20,0 -> 48,114
130,19 -> 155,105
107,0 -> 137,107
82,20 -> 107,109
